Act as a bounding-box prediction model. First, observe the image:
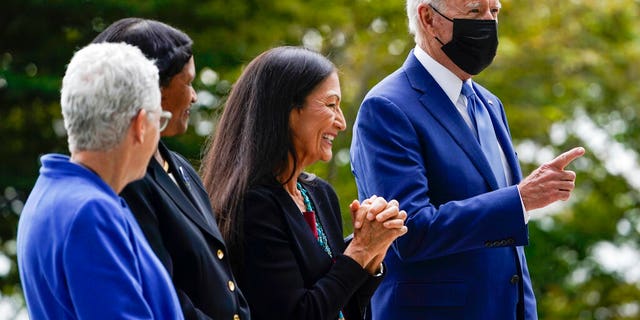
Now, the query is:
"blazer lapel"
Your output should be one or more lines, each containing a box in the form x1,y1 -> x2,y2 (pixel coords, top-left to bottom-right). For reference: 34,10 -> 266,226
305,182 -> 342,256
403,53 -> 500,190
152,144 -> 221,240
272,183 -> 333,262
474,85 -> 523,184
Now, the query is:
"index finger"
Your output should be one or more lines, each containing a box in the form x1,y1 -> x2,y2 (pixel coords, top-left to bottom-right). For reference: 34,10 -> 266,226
350,200 -> 367,229
548,147 -> 585,170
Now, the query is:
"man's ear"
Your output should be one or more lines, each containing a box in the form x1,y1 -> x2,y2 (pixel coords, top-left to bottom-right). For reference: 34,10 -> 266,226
417,3 -> 436,37
130,109 -> 148,144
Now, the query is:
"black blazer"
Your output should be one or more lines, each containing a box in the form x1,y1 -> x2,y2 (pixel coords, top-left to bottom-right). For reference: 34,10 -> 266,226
121,142 -> 250,320
239,175 -> 382,320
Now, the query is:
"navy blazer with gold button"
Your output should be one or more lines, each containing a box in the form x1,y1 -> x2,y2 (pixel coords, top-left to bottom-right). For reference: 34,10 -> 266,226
121,141 -> 250,320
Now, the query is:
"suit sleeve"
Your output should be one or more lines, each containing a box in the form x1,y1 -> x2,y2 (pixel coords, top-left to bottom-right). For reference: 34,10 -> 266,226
241,188 -> 370,320
63,200 -> 156,319
350,95 -> 528,263
121,178 -> 213,320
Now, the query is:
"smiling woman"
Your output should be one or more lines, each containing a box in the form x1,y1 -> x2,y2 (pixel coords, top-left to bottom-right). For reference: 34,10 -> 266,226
200,46 -> 408,320
289,71 -> 346,165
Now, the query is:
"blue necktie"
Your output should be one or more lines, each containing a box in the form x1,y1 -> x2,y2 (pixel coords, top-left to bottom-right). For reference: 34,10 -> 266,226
461,82 -> 507,188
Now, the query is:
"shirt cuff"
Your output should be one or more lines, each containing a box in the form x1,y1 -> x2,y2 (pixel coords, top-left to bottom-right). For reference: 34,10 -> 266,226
516,185 -> 530,224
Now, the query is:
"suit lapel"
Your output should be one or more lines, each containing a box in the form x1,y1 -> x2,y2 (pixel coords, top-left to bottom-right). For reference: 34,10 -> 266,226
165,150 -> 220,228
152,143 -> 222,240
305,182 -> 342,256
474,85 -> 523,184
271,182 -> 334,261
403,54 -> 500,190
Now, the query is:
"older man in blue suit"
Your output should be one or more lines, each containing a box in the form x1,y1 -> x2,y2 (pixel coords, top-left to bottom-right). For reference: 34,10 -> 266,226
350,0 -> 585,319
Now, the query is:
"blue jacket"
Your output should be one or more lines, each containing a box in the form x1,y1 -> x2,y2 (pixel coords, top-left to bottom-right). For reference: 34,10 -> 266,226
17,154 -> 183,319
350,52 -> 537,320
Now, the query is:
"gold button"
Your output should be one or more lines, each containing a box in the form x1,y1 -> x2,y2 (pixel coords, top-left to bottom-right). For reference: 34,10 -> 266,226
228,280 -> 235,291
217,249 -> 224,260
233,315 -> 240,320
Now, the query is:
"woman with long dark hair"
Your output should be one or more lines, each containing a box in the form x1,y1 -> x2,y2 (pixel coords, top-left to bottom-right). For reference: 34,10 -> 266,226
201,46 -> 407,320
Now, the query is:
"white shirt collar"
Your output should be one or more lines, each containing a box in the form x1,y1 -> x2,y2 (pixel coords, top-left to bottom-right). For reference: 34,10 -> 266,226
413,46 -> 514,186
412,45 -> 466,104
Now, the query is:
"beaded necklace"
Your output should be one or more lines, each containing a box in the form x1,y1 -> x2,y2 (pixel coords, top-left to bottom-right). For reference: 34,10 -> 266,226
296,182 -> 333,258
296,182 -> 344,320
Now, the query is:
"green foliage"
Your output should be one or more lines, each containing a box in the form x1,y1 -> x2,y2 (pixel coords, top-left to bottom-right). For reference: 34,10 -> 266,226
2,0 -> 640,318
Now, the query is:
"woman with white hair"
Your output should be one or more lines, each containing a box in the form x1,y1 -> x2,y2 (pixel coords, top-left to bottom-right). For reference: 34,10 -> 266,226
16,42 -> 182,319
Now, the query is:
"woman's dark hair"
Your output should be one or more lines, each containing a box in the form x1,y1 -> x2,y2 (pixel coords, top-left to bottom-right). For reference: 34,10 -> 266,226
200,46 -> 336,271
92,18 -> 193,87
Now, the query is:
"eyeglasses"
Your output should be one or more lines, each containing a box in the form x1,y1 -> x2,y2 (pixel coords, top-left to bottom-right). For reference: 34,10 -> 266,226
147,109 -> 172,132
157,110 -> 172,132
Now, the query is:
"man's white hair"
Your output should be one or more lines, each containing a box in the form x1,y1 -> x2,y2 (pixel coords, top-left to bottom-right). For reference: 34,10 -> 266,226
60,42 -> 161,152
406,0 -> 446,43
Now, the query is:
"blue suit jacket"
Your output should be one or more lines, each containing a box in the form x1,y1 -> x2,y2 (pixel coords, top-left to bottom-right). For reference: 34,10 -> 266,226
17,154 -> 183,320
350,52 -> 537,319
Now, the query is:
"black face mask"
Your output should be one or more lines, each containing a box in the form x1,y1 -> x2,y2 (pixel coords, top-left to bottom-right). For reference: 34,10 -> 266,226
430,5 -> 498,75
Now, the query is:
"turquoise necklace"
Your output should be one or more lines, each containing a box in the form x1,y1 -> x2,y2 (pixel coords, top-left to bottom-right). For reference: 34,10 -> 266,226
296,181 -> 344,320
297,182 -> 333,258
